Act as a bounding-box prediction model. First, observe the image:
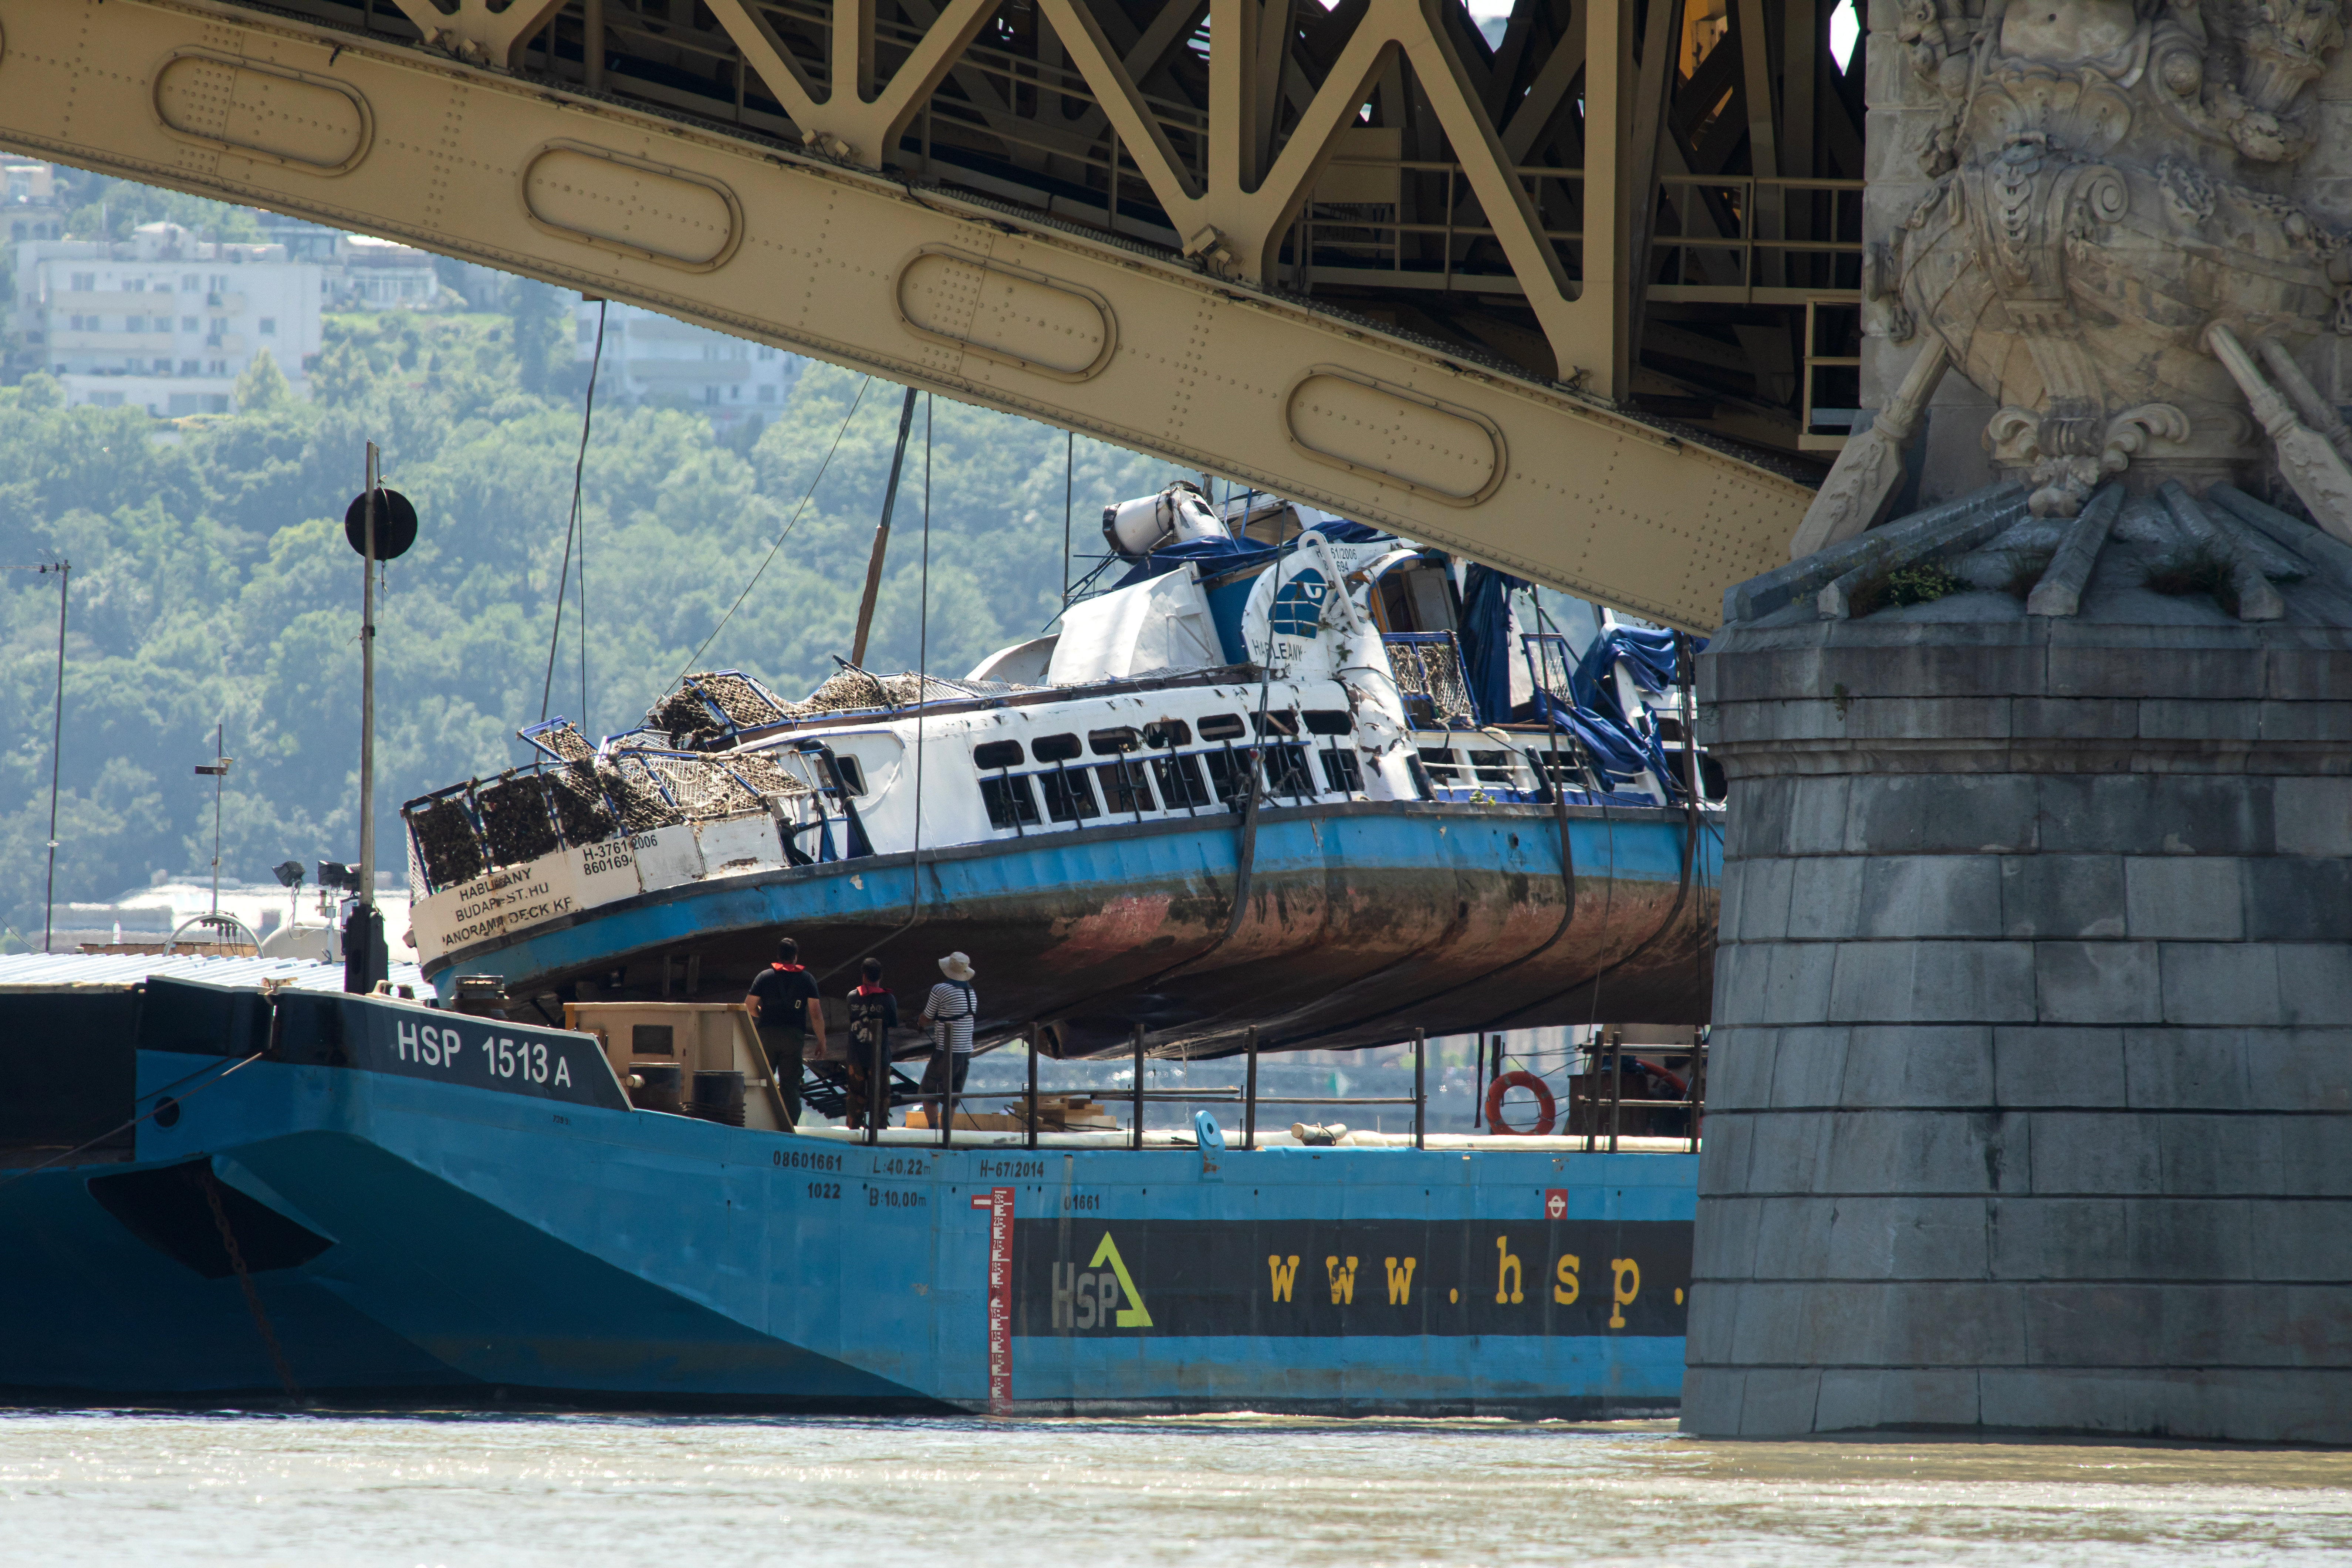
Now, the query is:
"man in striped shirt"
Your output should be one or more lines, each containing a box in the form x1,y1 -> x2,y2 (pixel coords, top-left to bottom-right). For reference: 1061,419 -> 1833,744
919,952 -> 978,1122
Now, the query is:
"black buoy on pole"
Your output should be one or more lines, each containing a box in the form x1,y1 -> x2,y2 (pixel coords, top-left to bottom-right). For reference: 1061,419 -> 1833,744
341,447 -> 415,994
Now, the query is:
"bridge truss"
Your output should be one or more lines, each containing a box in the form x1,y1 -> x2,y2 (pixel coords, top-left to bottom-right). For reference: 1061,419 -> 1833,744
0,0 -> 1859,627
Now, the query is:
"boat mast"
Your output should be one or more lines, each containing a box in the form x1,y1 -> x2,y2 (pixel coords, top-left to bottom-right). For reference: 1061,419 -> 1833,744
850,387 -> 919,668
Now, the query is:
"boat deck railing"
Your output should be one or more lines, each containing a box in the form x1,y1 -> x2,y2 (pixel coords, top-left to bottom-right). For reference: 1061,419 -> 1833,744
863,1024 -> 1704,1156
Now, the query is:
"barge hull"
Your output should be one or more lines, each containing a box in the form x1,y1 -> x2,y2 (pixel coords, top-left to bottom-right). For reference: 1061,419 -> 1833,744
2,986 -> 1696,1414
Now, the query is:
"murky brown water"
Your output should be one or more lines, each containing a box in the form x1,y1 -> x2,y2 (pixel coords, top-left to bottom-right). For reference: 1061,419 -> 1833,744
2,1413 -> 2347,1566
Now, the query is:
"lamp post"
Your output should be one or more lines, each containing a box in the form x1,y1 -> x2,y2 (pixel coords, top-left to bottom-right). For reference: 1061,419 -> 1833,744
192,724 -> 233,915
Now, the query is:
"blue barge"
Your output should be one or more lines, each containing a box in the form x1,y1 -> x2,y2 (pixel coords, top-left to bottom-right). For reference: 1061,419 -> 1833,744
3,971 -> 1696,1415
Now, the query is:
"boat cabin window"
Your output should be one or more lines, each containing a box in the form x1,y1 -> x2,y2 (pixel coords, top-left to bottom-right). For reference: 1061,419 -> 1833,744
1197,713 -> 1246,741
1302,709 -> 1352,736
632,1024 -> 674,1056
1089,726 -> 1142,755
831,756 -> 869,796
974,740 -> 1025,770
1143,719 -> 1192,747
981,774 -> 1040,829
1041,768 -> 1099,821
1250,710 -> 1299,737
1153,754 -> 1212,808
1320,750 -> 1365,793
1417,746 -> 1463,784
1034,733 -> 1084,763
1263,745 -> 1316,797
1375,560 -> 1460,635
1098,758 -> 1155,813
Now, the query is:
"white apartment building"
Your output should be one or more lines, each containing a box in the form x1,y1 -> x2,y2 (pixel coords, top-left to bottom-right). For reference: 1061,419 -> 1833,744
17,221 -> 321,415
574,299 -> 800,431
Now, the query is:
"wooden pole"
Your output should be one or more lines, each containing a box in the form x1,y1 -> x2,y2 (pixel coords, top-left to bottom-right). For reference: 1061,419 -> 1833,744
1609,1027 -> 1624,1152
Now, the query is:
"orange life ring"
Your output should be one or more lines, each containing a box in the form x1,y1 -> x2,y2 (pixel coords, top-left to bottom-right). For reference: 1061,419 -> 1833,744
1484,1070 -> 1556,1136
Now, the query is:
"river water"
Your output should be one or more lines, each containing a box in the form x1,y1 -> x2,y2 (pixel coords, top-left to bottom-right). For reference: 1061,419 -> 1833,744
4,1413 -> 2348,1566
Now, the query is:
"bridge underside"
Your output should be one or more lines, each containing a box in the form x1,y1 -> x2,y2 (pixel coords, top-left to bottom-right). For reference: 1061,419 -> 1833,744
0,0 -> 1856,628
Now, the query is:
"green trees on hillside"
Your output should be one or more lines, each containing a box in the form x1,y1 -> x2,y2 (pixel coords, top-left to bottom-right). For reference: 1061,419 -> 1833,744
0,335 -> 1177,932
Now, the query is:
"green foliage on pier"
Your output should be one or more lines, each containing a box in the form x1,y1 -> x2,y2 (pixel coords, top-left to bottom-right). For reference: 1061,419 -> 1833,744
0,329 -> 1177,926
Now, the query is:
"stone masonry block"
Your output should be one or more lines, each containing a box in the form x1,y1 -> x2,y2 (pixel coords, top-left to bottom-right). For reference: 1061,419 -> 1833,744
2038,776 -> 2275,857
1786,776 -> 1853,856
1726,1282 -> 1813,1363
2047,643 -> 2265,701
1845,775 -> 2040,855
2122,1028 -> 2253,1111
2159,1114 -> 2284,1195
1702,1027 -> 1780,1111
2259,1030 -> 2352,1112
1873,1281 -> 2031,1364
1725,775 -> 1793,860
1684,1278 -> 1743,1362
2001,856 -> 2126,938
1830,940 -> 2038,1023
1743,1110 -> 1833,1194
2275,777 -> 2352,856
1677,1366 -> 1746,1435
1737,1367 -> 1825,1436
1752,942 -> 1839,1026
2126,857 -> 2247,940
1814,1368 -> 1984,1432
1751,1195 -> 1836,1278
2136,697 -> 2259,741
1821,1109 -> 2028,1195
1990,1197 -> 2130,1280
2281,1115 -> 2352,1196
2277,944 -> 2352,1026
1860,855 -> 2004,939
2034,941 -> 2162,1024
1735,856 -> 1802,944
2126,1199 -> 2261,1281
1770,1026 -> 1851,1108
2160,943 -> 2284,1027
1995,1027 -> 2127,1106
1696,1110 -> 1757,1196
2242,857 -> 2352,941
2248,1199 -> 2352,1279
1785,856 -> 1863,940
1840,1025 -> 1994,1108
2029,1112 -> 2162,1193
1822,1195 -> 1991,1279
1692,1196 -> 1764,1281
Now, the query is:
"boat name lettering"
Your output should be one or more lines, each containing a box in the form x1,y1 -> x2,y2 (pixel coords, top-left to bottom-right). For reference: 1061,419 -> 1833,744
391,1019 -> 583,1094
870,1186 -> 928,1209
771,1148 -> 845,1172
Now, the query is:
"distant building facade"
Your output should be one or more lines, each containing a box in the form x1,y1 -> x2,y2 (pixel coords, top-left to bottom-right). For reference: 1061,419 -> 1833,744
575,299 -> 801,430
14,220 -> 321,414
1,159 -> 64,243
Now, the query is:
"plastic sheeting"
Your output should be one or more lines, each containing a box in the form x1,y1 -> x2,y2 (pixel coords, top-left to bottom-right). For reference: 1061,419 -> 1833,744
1458,563 -> 1524,724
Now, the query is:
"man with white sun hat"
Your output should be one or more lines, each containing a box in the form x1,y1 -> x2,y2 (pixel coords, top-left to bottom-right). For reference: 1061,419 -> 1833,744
918,952 -> 978,1123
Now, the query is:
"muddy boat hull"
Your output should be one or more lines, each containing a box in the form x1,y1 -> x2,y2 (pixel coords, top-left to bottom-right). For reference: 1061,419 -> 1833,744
3,984 -> 1696,1414
422,800 -> 1719,1054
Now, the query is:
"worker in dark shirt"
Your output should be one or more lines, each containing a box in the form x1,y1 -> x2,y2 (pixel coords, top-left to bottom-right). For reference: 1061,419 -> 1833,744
746,937 -> 824,1130
844,957 -> 899,1131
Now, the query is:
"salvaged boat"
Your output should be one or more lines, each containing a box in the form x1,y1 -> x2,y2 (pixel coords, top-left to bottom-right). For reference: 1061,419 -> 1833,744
401,486 -> 1722,1055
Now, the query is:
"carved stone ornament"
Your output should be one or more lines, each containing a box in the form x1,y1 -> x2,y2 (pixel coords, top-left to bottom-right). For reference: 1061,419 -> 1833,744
1885,0 -> 2352,515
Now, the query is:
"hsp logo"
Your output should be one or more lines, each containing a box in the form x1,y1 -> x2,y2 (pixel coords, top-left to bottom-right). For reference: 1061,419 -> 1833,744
1050,1233 -> 1154,1329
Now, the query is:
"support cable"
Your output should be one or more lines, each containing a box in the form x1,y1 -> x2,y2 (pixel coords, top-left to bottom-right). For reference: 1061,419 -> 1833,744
541,299 -> 608,724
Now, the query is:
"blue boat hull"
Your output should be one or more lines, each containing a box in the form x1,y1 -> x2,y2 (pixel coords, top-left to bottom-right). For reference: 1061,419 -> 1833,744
426,800 -> 1721,1054
3,996 -> 1696,1414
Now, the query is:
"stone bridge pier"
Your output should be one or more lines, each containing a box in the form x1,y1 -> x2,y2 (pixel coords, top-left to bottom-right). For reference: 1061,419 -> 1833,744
1684,550 -> 2352,1443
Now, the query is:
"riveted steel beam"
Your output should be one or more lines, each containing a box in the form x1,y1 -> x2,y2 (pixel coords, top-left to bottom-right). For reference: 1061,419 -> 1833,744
0,0 -> 1823,628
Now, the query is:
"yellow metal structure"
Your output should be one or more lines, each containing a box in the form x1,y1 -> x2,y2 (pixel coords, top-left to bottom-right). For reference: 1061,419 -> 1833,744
0,0 -> 1859,628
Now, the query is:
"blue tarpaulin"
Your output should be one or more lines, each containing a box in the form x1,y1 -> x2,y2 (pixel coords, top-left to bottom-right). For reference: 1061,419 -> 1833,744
1458,563 -> 1524,725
